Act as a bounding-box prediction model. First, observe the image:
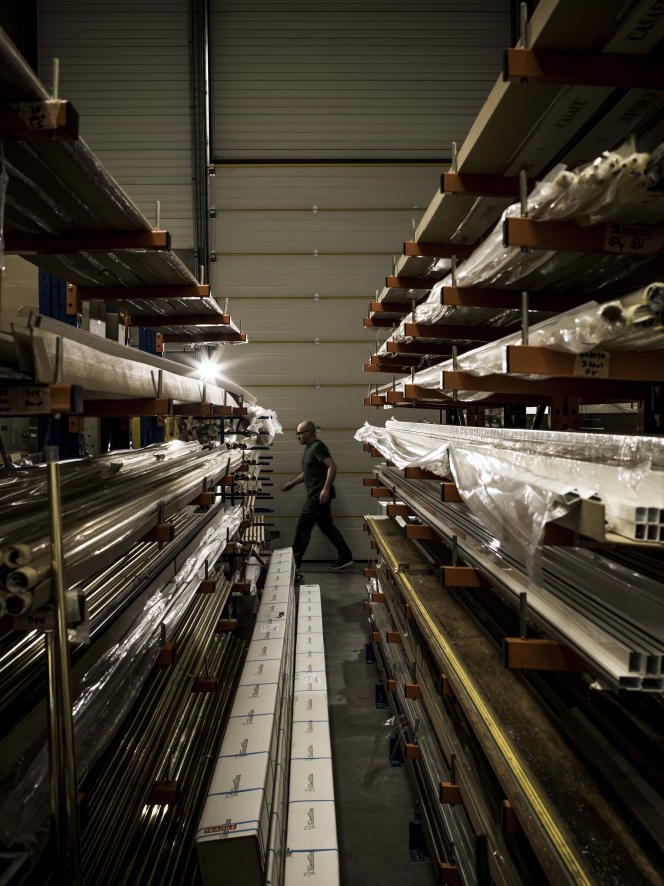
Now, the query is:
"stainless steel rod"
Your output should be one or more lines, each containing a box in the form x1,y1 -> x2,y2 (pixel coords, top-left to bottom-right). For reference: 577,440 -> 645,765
45,446 -> 82,885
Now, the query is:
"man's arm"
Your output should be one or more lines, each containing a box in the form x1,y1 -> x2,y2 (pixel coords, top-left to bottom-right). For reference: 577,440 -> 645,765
319,456 -> 336,503
281,472 -> 304,492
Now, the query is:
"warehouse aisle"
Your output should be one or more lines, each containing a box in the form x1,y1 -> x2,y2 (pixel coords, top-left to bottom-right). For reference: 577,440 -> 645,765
302,566 -> 437,886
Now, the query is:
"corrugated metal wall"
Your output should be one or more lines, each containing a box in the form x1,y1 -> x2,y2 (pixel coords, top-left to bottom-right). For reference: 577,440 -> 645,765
210,0 -> 511,160
209,3 -> 511,562
37,0 -> 193,248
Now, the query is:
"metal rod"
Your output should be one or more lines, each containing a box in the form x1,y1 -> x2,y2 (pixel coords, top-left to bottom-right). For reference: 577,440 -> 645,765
519,2 -> 529,49
46,446 -> 82,885
521,291 -> 530,345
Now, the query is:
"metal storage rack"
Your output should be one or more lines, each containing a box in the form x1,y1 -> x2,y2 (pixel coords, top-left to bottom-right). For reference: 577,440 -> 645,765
0,25 -> 277,884
359,2 -> 664,883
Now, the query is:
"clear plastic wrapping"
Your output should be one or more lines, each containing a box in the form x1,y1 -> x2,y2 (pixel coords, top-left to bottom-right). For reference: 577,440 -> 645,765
377,143 -> 664,368
385,282 -> 663,400
356,419 -> 664,568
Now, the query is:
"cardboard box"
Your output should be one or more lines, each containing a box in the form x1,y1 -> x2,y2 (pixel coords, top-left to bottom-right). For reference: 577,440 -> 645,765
284,849 -> 340,884
295,632 -> 325,655
297,600 -> 322,617
292,691 -> 329,723
239,657 -> 283,686
294,670 -> 327,693
286,800 -> 338,851
220,713 -> 275,759
246,637 -> 286,662
288,758 -> 334,803
231,682 -> 280,718
295,652 -> 326,674
197,751 -> 275,885
290,720 -> 332,760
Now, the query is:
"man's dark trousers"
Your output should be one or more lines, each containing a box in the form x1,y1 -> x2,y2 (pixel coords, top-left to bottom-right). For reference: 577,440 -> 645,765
293,497 -> 353,568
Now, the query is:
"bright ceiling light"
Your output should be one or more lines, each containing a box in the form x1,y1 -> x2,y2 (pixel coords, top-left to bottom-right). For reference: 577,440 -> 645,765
195,352 -> 221,383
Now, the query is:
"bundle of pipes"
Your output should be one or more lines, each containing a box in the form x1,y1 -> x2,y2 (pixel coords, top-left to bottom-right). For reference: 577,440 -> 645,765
79,574 -> 245,885
0,504 -> 245,866
366,579 -> 477,883
0,505 -> 226,726
0,441 -> 245,616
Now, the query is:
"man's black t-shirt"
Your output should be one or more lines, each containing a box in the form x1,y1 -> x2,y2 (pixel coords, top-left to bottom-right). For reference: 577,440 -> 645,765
302,439 -> 335,501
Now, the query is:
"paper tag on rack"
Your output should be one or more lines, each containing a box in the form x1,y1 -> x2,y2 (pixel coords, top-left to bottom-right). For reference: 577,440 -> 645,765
18,99 -> 62,130
603,223 -> 664,255
573,350 -> 610,378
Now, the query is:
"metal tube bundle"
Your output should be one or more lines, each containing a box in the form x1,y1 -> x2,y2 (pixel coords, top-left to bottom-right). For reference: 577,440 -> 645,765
368,584 -> 478,883
81,572 -> 244,884
0,507 -> 218,726
0,505 -> 244,860
0,442 -> 244,612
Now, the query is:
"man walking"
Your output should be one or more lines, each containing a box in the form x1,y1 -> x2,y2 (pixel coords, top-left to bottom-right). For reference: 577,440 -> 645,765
281,420 -> 354,581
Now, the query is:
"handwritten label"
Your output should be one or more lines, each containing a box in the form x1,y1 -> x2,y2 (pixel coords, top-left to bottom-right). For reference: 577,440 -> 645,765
604,223 -> 663,255
18,100 -> 61,130
574,350 -> 610,378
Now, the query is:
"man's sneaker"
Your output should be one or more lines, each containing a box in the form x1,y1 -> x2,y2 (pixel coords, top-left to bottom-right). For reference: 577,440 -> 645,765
295,571 -> 304,583
329,558 -> 354,571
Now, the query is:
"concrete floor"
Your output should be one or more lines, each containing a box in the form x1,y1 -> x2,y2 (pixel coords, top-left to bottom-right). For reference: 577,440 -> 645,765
301,565 -> 437,886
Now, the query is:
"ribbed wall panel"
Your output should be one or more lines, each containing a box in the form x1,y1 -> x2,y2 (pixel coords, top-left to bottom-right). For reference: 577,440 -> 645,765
213,253 -> 403,297
210,0 -> 511,160
213,164 -> 440,209
37,0 -> 194,248
218,300 -> 376,341
217,209 -> 418,253
210,158 -> 493,559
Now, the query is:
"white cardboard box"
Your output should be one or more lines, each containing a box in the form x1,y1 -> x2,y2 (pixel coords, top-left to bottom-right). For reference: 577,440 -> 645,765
288,758 -> 334,803
197,752 -> 275,884
246,637 -> 286,662
231,682 -> 280,718
220,713 -> 276,759
294,670 -> 327,693
292,690 -> 329,723
286,800 -> 338,851
284,849 -> 340,884
295,632 -> 325,655
290,720 -> 332,760
296,616 -> 324,635
297,601 -> 322,618
239,657 -> 284,686
295,652 -> 327,674
256,620 -> 287,641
